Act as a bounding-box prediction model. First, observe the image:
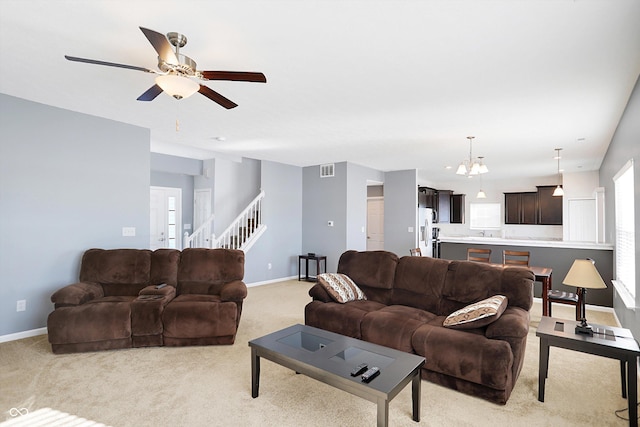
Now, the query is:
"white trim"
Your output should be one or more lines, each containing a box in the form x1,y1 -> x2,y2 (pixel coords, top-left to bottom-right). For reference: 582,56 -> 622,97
612,158 -> 634,182
612,279 -> 637,310
246,276 -> 298,288
0,327 -> 47,343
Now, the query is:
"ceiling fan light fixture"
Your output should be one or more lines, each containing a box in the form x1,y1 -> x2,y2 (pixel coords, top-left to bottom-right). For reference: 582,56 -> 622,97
155,74 -> 199,100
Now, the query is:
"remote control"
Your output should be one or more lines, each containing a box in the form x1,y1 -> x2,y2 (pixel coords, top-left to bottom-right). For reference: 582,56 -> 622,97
350,363 -> 368,377
361,367 -> 380,383
155,283 -> 167,289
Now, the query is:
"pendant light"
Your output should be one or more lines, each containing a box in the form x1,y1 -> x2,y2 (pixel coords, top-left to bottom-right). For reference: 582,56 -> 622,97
552,148 -> 564,197
476,167 -> 487,198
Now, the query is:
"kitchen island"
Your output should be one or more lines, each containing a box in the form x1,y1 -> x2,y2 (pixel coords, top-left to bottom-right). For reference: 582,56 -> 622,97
440,236 -> 614,307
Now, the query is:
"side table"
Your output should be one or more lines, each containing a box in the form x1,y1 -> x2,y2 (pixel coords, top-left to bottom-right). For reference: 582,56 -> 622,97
536,316 -> 639,427
298,254 -> 326,282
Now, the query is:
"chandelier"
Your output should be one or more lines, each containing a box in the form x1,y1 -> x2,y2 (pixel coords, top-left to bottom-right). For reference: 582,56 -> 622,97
456,136 -> 489,177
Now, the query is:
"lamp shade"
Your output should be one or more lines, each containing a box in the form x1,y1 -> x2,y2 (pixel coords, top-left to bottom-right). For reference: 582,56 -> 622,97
552,185 -> 564,197
562,259 -> 606,289
155,75 -> 200,100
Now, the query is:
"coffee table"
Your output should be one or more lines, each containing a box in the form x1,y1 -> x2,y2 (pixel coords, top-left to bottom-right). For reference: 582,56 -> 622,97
248,324 -> 425,427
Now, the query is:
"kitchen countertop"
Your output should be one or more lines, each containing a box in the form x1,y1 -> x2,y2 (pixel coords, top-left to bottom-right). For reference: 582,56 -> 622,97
439,236 -> 613,250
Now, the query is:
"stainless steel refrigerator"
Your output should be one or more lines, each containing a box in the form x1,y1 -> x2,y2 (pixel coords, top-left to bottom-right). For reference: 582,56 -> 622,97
418,207 -> 434,257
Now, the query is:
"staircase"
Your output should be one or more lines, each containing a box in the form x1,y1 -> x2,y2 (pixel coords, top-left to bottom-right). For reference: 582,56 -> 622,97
184,191 -> 266,252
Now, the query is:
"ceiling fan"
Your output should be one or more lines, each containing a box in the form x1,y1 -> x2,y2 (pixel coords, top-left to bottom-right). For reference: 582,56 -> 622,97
65,26 -> 266,109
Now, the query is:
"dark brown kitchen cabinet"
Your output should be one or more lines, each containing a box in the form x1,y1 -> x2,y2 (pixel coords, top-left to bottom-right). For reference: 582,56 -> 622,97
504,192 -> 537,224
450,194 -> 465,224
537,185 -> 563,225
436,190 -> 452,223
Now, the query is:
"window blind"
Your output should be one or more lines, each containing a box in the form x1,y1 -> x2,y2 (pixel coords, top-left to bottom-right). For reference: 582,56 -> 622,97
613,159 -> 635,301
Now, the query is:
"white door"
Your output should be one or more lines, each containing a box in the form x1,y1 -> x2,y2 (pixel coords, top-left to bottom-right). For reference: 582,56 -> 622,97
194,189 -> 212,230
150,187 -> 182,250
367,198 -> 384,251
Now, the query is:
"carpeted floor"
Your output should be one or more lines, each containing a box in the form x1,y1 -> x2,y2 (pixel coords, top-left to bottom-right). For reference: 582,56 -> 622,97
0,280 -> 635,426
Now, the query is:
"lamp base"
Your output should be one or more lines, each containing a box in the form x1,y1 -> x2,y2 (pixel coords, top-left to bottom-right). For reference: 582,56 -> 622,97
575,320 -> 594,336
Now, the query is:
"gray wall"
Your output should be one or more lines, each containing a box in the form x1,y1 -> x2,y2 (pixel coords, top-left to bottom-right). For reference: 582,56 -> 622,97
347,163 -> 384,250
302,162 -> 348,272
440,242 -> 614,307
599,74 -> 640,338
302,162 -> 384,272
383,170 -> 418,257
0,94 -> 150,337
244,160 -> 302,283
150,153 -> 204,236
212,157 -> 261,236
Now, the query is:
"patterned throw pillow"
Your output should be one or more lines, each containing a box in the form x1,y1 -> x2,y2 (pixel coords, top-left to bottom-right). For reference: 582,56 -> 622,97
317,273 -> 367,303
443,295 -> 508,329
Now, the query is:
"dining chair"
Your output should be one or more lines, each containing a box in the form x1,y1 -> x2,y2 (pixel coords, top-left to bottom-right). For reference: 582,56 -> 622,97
546,287 -> 584,321
410,248 -> 422,256
467,248 -> 491,263
502,250 -> 530,266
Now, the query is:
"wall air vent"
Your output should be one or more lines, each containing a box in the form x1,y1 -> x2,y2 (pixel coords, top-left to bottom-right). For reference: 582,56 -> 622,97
320,163 -> 335,178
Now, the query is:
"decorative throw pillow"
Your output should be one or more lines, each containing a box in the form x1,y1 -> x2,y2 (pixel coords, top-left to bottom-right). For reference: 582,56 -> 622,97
443,295 -> 508,329
317,273 -> 367,303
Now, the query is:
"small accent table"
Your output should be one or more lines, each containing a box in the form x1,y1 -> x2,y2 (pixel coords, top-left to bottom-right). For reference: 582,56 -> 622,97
536,316 -> 639,427
298,254 -> 327,282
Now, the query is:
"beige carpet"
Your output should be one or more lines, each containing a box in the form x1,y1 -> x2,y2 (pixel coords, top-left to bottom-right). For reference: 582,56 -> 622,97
0,280 -> 636,426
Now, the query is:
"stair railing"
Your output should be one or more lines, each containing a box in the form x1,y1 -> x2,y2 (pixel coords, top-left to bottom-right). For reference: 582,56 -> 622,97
212,190 -> 266,251
183,213 -> 215,249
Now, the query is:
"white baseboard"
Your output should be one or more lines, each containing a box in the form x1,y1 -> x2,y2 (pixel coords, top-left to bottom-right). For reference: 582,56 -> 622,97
246,276 -> 298,288
0,327 -> 47,344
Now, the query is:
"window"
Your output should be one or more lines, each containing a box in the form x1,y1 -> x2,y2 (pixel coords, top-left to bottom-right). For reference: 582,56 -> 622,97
612,159 -> 636,307
469,203 -> 501,230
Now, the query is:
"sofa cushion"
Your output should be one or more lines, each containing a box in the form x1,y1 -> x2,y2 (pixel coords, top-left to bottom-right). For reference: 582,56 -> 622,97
178,248 -> 244,294
163,294 -> 237,339
411,323 -> 514,390
337,250 -> 398,290
392,256 -> 450,312
79,248 -> 152,296
361,305 -> 437,353
305,300 -> 385,339
443,295 -> 508,330
317,273 -> 367,303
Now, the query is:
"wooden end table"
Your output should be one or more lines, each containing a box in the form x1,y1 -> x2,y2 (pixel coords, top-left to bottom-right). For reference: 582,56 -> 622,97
536,316 -> 639,427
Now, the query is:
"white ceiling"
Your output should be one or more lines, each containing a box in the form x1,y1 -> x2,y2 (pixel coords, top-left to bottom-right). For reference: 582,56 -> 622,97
1,0 -> 639,186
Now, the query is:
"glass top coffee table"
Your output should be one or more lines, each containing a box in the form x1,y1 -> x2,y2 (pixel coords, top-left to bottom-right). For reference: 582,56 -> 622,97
248,324 -> 425,427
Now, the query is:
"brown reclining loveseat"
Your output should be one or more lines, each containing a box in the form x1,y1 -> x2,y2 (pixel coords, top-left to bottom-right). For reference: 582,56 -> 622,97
47,247 -> 247,354
305,250 -> 534,404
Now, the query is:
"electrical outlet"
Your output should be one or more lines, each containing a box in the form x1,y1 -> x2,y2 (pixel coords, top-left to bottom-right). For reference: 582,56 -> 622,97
122,227 -> 136,237
267,263 -> 272,270
16,300 -> 26,312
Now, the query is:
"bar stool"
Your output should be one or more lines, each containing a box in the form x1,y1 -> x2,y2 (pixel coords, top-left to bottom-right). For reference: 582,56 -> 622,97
410,248 -> 422,256
503,250 -> 530,266
467,248 -> 491,263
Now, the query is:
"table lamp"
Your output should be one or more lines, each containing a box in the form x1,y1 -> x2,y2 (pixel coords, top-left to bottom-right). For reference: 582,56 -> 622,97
562,258 -> 607,336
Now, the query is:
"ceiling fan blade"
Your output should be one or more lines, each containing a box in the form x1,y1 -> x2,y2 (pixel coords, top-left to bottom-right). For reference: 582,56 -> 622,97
139,27 -> 179,65
201,71 -> 267,83
137,84 -> 164,101
64,55 -> 153,73
198,85 -> 238,109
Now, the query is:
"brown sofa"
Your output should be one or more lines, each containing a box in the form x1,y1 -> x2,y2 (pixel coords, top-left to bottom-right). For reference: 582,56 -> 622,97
305,250 -> 534,404
47,248 -> 247,354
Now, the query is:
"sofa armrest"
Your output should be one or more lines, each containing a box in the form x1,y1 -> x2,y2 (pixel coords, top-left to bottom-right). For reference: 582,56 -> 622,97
220,280 -> 248,302
485,307 -> 530,340
308,283 -> 332,303
50,282 -> 104,308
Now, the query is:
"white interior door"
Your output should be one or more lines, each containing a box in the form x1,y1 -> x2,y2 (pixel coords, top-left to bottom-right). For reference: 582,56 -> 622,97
194,189 -> 212,230
150,187 -> 182,250
367,198 -> 384,251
